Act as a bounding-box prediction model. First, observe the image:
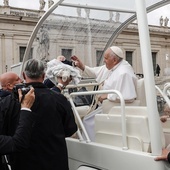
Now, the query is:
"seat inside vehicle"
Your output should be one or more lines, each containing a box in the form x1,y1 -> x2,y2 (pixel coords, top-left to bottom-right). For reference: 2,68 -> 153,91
95,106 -> 165,152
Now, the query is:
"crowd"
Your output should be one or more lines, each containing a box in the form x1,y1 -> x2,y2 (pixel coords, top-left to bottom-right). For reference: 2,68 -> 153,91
0,45 -> 169,170
0,58 -> 77,170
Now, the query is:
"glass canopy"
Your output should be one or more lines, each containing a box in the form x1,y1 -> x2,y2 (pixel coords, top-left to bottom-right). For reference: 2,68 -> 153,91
22,0 -> 169,67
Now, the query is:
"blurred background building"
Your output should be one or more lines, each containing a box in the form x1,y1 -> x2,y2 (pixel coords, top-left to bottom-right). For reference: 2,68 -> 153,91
0,3 -> 170,86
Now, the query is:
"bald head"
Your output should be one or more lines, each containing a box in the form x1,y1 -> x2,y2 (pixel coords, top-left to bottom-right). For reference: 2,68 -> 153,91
0,72 -> 23,91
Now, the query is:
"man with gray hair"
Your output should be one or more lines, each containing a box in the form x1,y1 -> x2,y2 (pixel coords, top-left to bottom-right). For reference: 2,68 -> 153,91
71,46 -> 137,140
10,58 -> 77,170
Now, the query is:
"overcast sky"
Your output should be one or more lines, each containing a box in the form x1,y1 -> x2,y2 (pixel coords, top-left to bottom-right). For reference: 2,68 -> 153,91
0,0 -> 170,26
1,0 -> 41,10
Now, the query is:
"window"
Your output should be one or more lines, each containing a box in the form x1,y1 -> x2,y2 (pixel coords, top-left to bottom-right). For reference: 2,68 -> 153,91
152,52 -> 157,75
126,51 -> 133,66
19,46 -> 33,62
61,49 -> 72,60
96,50 -> 103,66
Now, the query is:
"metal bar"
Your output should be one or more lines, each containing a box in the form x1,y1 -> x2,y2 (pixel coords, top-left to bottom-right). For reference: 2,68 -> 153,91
135,0 -> 162,156
69,90 -> 128,149
76,129 -> 84,142
68,96 -> 91,143
155,85 -> 164,97
65,82 -> 99,89
163,83 -> 170,107
4,155 -> 11,170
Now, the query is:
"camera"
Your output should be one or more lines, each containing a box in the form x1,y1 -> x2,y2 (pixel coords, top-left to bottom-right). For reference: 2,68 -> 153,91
13,84 -> 31,96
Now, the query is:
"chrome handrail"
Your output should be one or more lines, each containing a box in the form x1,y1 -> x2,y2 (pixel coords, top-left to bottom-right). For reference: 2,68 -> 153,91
67,90 -> 128,150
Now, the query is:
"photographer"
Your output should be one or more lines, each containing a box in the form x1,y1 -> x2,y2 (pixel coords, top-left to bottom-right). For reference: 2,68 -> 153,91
0,87 -> 35,154
0,72 -> 32,170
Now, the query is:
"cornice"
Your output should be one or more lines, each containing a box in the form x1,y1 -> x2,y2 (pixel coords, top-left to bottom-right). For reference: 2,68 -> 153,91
0,13 -> 39,24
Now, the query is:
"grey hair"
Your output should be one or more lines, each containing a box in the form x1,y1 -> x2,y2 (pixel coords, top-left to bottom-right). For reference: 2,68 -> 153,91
23,59 -> 45,79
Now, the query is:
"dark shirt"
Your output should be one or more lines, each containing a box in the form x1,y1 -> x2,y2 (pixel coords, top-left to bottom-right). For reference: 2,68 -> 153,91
0,92 -> 28,169
12,82 -> 77,170
44,79 -> 61,92
0,89 -> 11,99
0,93 -> 20,136
44,78 -> 55,88
0,110 -> 34,155
168,152 -> 170,163
51,86 -> 61,93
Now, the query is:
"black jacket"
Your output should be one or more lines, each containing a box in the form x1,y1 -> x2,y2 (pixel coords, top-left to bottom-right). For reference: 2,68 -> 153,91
12,82 -> 77,170
0,89 -> 11,99
0,110 -> 34,154
0,93 -> 20,136
0,91 -> 31,170
0,109 -> 35,170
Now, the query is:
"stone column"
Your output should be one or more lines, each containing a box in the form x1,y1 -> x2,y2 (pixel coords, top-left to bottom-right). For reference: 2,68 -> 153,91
4,34 -> 14,72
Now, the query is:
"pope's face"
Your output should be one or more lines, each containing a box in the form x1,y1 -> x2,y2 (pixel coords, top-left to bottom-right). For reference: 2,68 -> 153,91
104,49 -> 117,70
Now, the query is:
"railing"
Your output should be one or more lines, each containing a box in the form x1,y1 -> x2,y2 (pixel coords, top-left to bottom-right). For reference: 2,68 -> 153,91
67,90 -> 129,150
65,82 -> 98,90
155,84 -> 170,109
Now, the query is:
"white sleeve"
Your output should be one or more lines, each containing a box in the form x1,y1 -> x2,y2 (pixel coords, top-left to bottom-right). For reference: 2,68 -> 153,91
107,73 -> 137,101
83,66 -> 98,78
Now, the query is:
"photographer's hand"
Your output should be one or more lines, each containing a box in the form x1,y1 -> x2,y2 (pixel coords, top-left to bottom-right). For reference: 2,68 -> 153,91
18,87 -> 35,109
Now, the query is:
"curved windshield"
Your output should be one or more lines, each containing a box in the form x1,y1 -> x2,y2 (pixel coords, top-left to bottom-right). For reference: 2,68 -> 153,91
22,0 -> 168,71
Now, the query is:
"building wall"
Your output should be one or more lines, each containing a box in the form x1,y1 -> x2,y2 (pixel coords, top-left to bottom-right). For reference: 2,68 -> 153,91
0,6 -> 170,78
115,25 -> 170,76
0,6 -> 39,73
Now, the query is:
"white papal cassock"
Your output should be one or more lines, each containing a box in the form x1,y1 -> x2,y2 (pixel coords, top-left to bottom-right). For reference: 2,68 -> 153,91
82,59 -> 138,141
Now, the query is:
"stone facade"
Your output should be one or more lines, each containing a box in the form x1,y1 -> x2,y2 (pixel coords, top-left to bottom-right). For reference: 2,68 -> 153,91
0,6 -> 42,73
0,5 -> 170,80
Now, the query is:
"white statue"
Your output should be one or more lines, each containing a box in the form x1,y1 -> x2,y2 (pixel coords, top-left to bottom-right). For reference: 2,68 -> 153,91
3,0 -> 9,6
39,0 -> 46,11
37,28 -> 50,61
115,12 -> 120,22
48,0 -> 54,8
160,16 -> 163,26
85,8 -> 90,18
109,11 -> 113,21
77,8 -> 81,17
164,17 -> 169,27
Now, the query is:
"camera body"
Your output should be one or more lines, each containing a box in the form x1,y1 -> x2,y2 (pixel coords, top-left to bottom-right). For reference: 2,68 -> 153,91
13,84 -> 31,96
